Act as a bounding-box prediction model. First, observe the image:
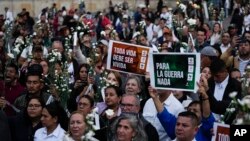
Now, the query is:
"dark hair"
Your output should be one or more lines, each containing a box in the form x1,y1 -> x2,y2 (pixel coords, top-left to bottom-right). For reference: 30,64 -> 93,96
213,22 -> 221,33
25,72 -> 43,83
6,63 -> 18,74
44,102 -> 69,130
75,64 -> 89,80
188,100 -> 201,109
78,95 -> 95,108
24,96 -> 45,121
230,68 -> 240,73
243,31 -> 250,36
27,64 -> 43,75
210,58 -> 227,74
178,111 -> 199,126
196,27 -> 206,35
105,85 -> 122,97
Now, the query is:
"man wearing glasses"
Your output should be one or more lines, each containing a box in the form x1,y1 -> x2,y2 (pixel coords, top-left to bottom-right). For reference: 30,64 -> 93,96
120,94 -> 159,141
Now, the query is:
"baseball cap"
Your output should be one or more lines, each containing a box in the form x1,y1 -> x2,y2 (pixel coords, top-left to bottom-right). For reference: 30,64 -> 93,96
200,46 -> 218,57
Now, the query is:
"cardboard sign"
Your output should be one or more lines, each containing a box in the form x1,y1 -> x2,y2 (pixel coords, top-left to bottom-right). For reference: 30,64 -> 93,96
149,53 -> 200,92
212,122 -> 230,141
107,40 -> 150,75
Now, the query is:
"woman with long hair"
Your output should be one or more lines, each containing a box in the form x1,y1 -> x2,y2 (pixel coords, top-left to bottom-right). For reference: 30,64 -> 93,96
9,96 -> 45,141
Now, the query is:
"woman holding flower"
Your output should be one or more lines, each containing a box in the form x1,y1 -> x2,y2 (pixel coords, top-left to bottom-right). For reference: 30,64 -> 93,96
95,85 -> 122,141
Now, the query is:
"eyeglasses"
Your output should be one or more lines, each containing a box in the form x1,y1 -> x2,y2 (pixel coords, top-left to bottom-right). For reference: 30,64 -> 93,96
27,104 -> 41,109
120,103 -> 136,108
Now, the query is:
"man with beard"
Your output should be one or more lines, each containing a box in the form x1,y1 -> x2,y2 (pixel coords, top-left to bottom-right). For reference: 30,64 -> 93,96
0,63 -> 24,116
14,64 -> 50,112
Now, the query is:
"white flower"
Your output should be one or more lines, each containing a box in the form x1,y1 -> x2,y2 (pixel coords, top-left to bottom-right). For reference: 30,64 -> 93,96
62,88 -> 66,92
95,53 -> 100,57
242,96 -> 250,109
13,47 -> 20,54
229,91 -> 237,98
7,53 -> 14,58
179,4 -> 187,11
77,26 -> 81,30
87,120 -> 94,125
187,18 -> 196,26
105,109 -> 114,116
238,99 -> 244,106
101,31 -> 106,36
79,32 -> 84,37
86,113 -> 95,119
87,57 -> 93,65
85,130 -> 95,138
235,118 -> 244,125
230,108 -> 235,112
49,58 -> 55,62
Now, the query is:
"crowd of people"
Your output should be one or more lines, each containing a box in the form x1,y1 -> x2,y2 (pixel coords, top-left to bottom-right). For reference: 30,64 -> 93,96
0,0 -> 250,141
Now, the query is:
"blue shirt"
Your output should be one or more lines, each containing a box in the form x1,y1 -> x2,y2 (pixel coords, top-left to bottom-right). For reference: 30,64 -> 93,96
157,107 -> 215,141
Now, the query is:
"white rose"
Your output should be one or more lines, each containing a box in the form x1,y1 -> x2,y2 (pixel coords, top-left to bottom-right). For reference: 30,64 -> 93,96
242,96 -> 250,109
87,120 -> 94,125
235,118 -> 243,125
7,53 -> 14,58
229,91 -> 237,98
13,48 -> 20,54
105,109 -> 114,116
85,130 -> 95,138
101,31 -> 106,36
187,18 -> 196,26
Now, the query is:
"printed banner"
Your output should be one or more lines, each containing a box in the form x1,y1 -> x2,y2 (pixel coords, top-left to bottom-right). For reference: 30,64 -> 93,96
149,53 -> 200,92
212,122 -> 230,141
107,40 -> 150,75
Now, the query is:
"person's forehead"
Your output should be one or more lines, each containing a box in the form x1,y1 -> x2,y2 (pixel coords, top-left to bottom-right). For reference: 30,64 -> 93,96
27,75 -> 40,80
122,96 -> 135,103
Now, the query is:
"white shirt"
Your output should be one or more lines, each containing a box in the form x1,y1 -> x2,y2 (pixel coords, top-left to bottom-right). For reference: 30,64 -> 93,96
220,43 -> 231,54
5,10 -> 13,23
146,23 -> 155,42
244,14 -> 250,27
20,45 -> 48,60
213,75 -> 229,121
210,33 -> 221,46
214,75 -> 229,101
238,57 -> 250,76
143,93 -> 184,141
34,124 -> 65,141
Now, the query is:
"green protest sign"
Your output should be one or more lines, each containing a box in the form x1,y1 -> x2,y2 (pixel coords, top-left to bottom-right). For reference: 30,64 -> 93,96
149,53 -> 200,92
